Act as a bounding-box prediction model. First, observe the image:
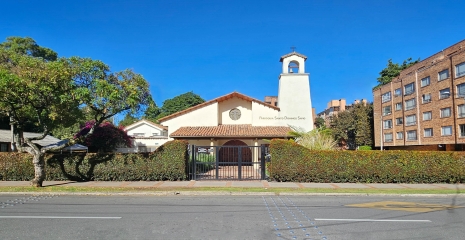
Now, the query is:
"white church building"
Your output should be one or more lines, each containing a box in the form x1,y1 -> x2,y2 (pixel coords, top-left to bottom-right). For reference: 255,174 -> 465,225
157,51 -> 314,148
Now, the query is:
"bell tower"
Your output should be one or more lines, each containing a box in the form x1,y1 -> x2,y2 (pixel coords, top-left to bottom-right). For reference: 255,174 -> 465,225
277,50 -> 314,131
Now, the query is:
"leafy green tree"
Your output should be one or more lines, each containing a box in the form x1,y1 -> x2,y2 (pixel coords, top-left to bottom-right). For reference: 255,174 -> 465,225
330,102 -> 373,149
156,91 -> 205,120
0,37 -> 151,187
314,116 -> 326,128
143,96 -> 160,122
118,113 -> 139,127
0,36 -> 57,61
373,58 -> 419,89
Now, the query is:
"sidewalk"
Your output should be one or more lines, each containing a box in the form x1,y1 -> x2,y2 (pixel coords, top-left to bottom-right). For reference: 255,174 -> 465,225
1,180 -> 465,191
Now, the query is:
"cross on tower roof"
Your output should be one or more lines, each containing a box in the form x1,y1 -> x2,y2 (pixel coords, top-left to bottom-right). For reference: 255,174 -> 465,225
290,46 -> 296,52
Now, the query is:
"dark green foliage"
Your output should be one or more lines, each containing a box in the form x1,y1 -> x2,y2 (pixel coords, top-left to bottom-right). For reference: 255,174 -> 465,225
314,117 -> 325,128
331,102 -> 373,148
0,36 -> 57,61
118,113 -> 139,127
0,140 -> 189,181
156,92 -> 205,120
373,58 -> 419,90
268,139 -> 465,183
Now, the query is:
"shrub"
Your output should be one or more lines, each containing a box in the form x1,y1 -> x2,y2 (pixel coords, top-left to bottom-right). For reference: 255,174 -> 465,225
358,145 -> 372,150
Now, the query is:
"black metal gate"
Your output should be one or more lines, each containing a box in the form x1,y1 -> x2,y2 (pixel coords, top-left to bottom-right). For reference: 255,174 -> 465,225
189,145 -> 269,180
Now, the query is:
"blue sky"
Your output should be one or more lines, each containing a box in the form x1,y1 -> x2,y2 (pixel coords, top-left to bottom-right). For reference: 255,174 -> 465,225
2,0 -> 465,120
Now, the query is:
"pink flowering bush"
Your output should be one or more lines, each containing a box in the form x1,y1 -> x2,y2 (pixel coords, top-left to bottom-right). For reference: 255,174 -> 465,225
75,121 -> 132,152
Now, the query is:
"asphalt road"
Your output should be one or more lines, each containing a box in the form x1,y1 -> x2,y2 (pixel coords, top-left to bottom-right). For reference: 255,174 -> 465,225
0,194 -> 464,240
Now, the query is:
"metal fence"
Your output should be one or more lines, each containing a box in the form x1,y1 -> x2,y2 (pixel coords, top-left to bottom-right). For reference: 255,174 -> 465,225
189,145 -> 269,181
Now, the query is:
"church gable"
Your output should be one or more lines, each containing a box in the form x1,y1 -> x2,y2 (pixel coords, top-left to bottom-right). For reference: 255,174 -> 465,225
218,97 -> 252,125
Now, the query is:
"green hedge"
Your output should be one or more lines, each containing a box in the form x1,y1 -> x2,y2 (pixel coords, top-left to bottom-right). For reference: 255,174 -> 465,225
269,139 -> 465,183
0,140 -> 189,181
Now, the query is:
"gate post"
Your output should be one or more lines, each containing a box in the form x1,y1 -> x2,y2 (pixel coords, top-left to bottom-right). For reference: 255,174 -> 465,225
238,147 -> 242,180
191,145 -> 196,180
260,145 -> 266,180
215,146 -> 219,180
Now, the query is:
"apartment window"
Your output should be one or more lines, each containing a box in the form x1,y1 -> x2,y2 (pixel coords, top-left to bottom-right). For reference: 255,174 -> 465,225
441,126 -> 452,136
406,114 -> 416,126
424,128 -> 433,137
152,133 -> 159,136
396,117 -> 403,125
396,132 -> 403,140
457,83 -> 465,97
421,76 -> 430,87
383,119 -> 392,129
395,102 -> 402,111
404,83 -> 415,95
460,124 -> 465,137
405,98 -> 416,110
440,107 -> 451,118
456,62 -> 465,78
422,93 -> 431,103
458,104 -> 465,118
384,133 -> 393,142
407,130 -> 417,140
439,88 -> 450,99
394,88 -> 402,97
423,111 -> 432,121
132,133 -> 145,137
438,69 -> 449,81
382,92 -> 391,103
382,106 -> 391,116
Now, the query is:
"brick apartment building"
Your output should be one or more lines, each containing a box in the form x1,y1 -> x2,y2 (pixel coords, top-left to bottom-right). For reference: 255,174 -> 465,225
316,98 -> 368,127
373,39 -> 465,151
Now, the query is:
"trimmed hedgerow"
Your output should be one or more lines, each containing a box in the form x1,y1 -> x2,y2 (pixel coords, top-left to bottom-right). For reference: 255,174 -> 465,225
0,140 -> 189,181
269,139 -> 465,183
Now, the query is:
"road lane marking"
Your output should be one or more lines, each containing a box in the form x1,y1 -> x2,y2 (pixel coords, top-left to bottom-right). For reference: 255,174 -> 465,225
0,216 -> 121,219
315,218 -> 431,222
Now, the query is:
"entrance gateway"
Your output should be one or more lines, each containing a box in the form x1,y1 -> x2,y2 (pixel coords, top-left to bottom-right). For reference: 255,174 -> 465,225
189,143 -> 269,180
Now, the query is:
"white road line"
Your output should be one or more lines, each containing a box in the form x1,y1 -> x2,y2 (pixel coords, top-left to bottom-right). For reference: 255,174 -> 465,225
314,218 -> 431,222
0,216 -> 121,219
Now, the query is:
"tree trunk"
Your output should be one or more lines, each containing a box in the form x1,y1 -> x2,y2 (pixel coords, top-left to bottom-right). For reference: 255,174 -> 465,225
31,153 -> 45,187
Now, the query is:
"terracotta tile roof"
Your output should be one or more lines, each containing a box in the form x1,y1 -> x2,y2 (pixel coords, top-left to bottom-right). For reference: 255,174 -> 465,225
170,124 -> 291,138
280,51 -> 308,61
158,92 -> 280,122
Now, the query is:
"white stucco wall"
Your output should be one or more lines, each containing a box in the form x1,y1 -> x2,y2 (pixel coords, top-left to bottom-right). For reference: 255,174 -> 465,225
251,102 -> 283,126
278,73 -> 314,131
126,122 -> 164,137
281,55 -> 306,74
162,102 -> 219,139
218,97 -> 252,125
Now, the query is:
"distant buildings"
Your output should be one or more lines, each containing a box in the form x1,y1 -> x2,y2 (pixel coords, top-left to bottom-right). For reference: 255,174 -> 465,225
316,99 -> 368,127
373,39 -> 465,151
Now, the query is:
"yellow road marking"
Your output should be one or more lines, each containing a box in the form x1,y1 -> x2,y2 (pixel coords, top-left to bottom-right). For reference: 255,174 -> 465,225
346,201 -> 463,213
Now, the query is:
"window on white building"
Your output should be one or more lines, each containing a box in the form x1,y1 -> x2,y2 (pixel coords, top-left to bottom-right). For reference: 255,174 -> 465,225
421,76 -> 430,87
439,69 -> 449,81
441,126 -> 452,136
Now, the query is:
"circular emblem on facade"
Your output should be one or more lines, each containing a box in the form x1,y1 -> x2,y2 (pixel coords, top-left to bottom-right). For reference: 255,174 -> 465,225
229,108 -> 241,120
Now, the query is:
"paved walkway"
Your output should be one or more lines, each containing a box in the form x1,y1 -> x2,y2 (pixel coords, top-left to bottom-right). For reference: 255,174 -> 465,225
1,181 -> 465,190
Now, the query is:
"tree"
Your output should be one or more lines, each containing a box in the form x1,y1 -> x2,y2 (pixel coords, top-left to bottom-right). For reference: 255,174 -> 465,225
118,113 -> 139,127
142,96 -> 160,122
330,102 -> 373,149
75,121 -> 131,152
288,126 -> 337,150
373,58 -> 419,89
155,91 -> 205,120
0,36 -> 57,61
0,37 -> 151,187
314,116 -> 326,129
